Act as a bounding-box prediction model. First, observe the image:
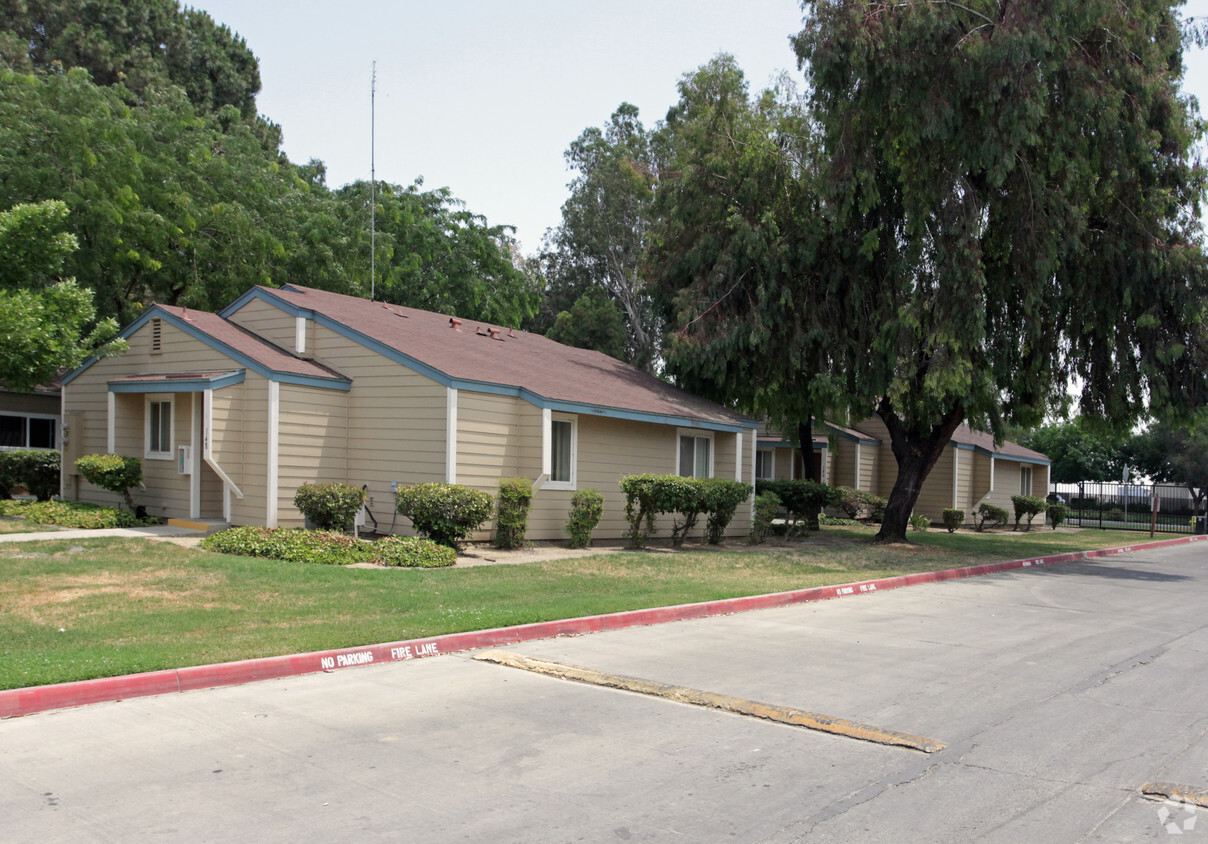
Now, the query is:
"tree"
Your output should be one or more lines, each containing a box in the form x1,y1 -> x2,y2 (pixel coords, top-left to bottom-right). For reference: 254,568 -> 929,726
541,103 -> 661,371
339,180 -> 541,327
545,288 -> 629,360
649,57 -> 832,480
0,0 -> 261,116
1019,420 -> 1130,484
1128,414 -> 1208,516
0,200 -> 122,391
788,0 -> 1206,540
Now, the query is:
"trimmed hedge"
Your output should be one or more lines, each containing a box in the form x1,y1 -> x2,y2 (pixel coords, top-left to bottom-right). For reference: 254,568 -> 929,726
619,474 -> 752,548
749,491 -> 781,544
941,508 -> 966,533
0,498 -> 156,528
1011,494 -> 1048,531
976,502 -> 1010,531
755,479 -> 841,531
494,477 -> 534,549
294,482 -> 366,532
199,526 -> 455,567
1047,503 -> 1070,530
833,486 -> 887,522
0,450 -> 60,500
566,488 -> 604,548
75,453 -> 142,510
909,513 -> 930,532
395,482 -> 493,548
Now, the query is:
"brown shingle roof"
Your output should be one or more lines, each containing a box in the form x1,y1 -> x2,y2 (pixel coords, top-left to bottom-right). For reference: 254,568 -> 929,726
951,426 -> 1048,462
255,285 -> 752,429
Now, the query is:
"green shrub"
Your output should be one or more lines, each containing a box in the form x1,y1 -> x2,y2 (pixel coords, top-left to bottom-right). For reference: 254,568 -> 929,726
566,488 -> 604,548
941,508 -> 966,533
75,453 -> 142,510
395,482 -> 493,548
1011,494 -> 1048,531
976,503 -> 1010,531
293,482 -> 366,532
701,479 -> 753,545
494,477 -> 534,549
909,513 -> 930,532
0,450 -> 60,500
618,474 -> 752,548
833,486 -> 885,521
0,498 -> 155,528
749,491 -> 781,544
200,526 -> 455,567
1047,503 -> 1070,530
818,514 -> 861,526
755,480 -> 841,531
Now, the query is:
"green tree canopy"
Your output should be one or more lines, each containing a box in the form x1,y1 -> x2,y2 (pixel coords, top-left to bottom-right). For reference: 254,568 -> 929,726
1127,413 -> 1208,515
545,287 -> 630,360
540,103 -> 661,370
0,200 -> 122,391
1019,420 -> 1130,484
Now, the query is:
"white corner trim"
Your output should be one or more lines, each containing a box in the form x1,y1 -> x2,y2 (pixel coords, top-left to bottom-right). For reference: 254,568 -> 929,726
952,446 -> 959,509
735,431 -> 743,482
446,387 -> 458,484
267,381 -> 279,528
295,315 -> 307,355
541,407 -> 552,478
989,455 -> 996,492
190,395 -> 201,519
855,442 -> 862,491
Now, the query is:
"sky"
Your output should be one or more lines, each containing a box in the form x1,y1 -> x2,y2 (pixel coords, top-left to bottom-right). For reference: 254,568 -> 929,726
193,1 -> 1208,256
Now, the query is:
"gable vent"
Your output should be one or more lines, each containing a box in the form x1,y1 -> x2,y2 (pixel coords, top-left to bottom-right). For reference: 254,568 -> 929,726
151,318 -> 162,353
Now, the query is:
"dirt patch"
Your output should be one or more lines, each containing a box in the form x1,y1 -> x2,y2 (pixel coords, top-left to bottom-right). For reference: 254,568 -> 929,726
2,568 -> 227,625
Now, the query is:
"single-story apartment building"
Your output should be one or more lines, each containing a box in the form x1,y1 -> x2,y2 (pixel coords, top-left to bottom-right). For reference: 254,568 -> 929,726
756,417 -> 1050,523
61,284 -> 759,540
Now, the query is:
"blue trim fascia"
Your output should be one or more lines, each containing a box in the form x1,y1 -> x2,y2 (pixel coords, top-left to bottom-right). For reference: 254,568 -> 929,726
64,304 -> 351,392
108,371 -> 247,394
236,287 -> 757,432
973,445 -> 1050,466
758,438 -> 828,451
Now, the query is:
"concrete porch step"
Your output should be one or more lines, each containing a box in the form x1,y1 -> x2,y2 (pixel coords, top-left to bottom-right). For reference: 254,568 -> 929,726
165,518 -> 229,535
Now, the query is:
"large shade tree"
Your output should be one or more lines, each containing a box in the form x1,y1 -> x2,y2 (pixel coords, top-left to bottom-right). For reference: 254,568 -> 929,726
1128,413 -> 1208,517
653,2 -> 1208,540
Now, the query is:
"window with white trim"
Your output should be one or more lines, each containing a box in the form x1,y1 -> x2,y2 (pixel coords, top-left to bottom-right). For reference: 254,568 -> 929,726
677,431 -> 713,478
146,397 -> 173,459
1020,465 -> 1033,496
546,414 -> 577,489
0,414 -> 57,450
755,448 -> 775,481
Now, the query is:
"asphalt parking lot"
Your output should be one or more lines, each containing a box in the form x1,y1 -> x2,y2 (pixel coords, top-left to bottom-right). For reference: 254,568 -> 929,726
2,541 -> 1206,842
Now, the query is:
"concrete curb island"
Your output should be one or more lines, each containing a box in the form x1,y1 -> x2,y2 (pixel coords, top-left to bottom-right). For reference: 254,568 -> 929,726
2,534 -> 1204,720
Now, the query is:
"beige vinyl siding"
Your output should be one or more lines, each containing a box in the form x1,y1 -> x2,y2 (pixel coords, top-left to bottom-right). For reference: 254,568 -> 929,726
830,439 -> 856,488
859,444 -> 878,492
0,391 -> 59,416
911,447 -> 954,523
274,384 -> 349,527
773,447 -> 795,480
456,392 -> 521,488
304,322 -> 447,529
953,447 -> 974,513
225,296 -> 302,352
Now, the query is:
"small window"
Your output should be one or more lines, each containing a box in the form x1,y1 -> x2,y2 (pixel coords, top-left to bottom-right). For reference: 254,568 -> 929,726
546,414 -> 577,489
146,398 -> 173,458
0,415 -> 22,448
756,449 -> 775,481
27,418 -> 56,450
678,433 -> 713,478
1020,466 -> 1033,497
0,414 -> 58,450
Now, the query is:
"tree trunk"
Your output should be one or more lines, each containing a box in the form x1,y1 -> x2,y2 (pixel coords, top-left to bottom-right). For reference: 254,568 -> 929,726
874,400 -> 966,543
797,418 -> 819,483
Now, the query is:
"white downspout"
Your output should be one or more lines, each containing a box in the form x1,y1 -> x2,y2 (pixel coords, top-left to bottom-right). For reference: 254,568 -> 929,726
446,387 -> 458,484
267,381 -> 279,527
202,389 -> 243,523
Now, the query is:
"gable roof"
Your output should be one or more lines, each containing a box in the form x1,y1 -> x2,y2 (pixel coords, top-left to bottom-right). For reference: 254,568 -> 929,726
63,304 -> 350,391
950,426 -> 1049,464
223,284 -> 755,432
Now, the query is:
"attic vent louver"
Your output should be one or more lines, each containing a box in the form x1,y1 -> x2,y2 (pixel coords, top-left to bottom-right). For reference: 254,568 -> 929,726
151,318 -> 162,353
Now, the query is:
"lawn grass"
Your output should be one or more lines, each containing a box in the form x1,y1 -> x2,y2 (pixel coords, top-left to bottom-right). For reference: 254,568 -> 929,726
0,516 -> 48,535
0,526 -> 1148,690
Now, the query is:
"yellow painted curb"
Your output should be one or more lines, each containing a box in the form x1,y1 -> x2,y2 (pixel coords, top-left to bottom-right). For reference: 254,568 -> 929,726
165,518 -> 210,532
474,649 -> 946,754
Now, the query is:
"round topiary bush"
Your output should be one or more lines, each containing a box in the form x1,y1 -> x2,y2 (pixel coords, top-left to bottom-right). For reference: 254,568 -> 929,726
566,488 -> 604,548
75,453 -> 142,510
395,482 -> 493,548
294,482 -> 366,532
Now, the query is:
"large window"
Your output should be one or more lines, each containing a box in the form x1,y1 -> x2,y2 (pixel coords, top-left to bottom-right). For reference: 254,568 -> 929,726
546,414 -> 576,489
755,449 -> 775,481
146,398 -> 173,459
678,432 -> 713,478
0,414 -> 57,450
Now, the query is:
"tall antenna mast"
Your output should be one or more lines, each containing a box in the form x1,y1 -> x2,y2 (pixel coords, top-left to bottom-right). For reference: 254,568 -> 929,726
370,61 -> 377,301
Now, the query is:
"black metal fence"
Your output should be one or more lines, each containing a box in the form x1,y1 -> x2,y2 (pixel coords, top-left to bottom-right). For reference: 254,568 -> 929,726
1049,481 -> 1204,535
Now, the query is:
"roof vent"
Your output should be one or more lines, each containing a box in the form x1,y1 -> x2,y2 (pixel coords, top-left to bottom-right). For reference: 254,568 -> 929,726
508,328 -> 516,338
449,317 -> 462,330
488,327 -> 501,340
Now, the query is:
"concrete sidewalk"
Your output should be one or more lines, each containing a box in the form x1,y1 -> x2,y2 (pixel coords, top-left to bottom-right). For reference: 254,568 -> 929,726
0,524 -> 206,543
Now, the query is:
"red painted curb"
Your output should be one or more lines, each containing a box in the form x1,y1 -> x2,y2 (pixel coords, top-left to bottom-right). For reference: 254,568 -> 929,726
3,534 -> 1204,719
